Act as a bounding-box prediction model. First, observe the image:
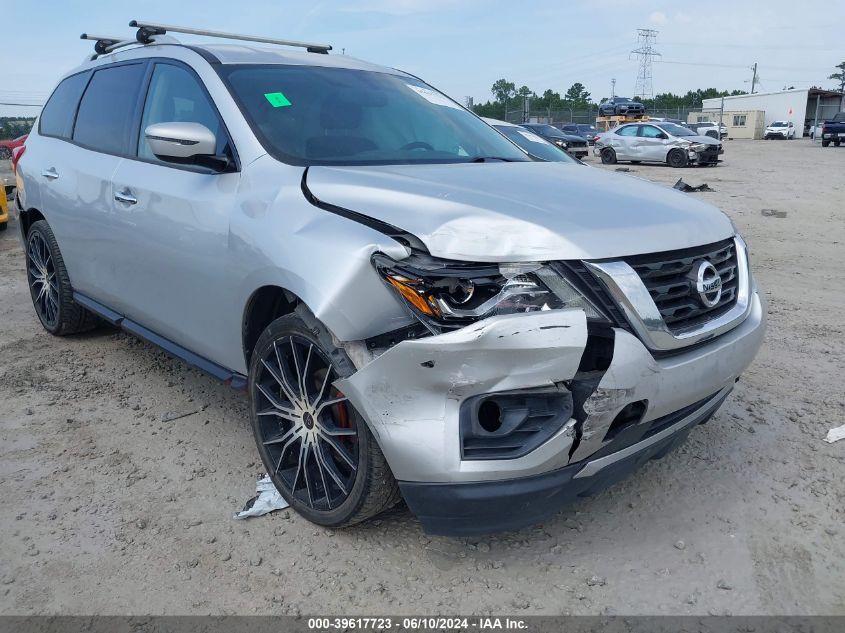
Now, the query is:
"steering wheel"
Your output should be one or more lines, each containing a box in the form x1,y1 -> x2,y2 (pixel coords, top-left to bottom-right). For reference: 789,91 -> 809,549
400,141 -> 434,151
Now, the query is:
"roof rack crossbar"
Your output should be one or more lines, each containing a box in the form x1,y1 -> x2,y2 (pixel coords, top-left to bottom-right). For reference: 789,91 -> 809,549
80,33 -> 138,56
128,20 -> 332,53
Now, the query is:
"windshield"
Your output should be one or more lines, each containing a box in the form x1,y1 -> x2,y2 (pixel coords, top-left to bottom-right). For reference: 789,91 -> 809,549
771,121 -> 787,126
576,125 -> 598,135
494,126 -> 577,163
525,124 -> 564,137
220,65 -> 528,166
660,123 -> 696,137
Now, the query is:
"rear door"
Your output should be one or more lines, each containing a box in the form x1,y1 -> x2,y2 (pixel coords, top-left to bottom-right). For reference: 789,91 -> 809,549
36,63 -> 148,303
108,60 -> 241,365
611,124 -> 640,159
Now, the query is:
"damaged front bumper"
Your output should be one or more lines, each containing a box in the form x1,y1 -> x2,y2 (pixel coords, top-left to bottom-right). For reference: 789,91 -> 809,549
337,292 -> 766,536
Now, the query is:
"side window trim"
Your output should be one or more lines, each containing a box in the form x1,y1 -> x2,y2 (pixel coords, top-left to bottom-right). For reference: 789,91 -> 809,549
135,58 -> 240,173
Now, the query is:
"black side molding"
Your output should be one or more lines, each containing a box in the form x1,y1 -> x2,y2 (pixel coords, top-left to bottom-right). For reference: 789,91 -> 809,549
73,292 -> 247,390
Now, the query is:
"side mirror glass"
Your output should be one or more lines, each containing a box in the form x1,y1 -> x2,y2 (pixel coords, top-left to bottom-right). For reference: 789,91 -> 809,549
145,122 -> 217,160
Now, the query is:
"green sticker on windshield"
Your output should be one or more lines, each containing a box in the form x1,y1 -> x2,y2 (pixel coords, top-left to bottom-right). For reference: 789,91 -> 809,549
264,91 -> 291,107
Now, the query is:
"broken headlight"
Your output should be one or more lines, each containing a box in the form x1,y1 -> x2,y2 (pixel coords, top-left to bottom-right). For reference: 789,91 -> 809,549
373,253 -> 608,333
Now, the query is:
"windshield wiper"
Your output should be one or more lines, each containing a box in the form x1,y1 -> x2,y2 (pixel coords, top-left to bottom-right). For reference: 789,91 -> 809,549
469,156 -> 516,162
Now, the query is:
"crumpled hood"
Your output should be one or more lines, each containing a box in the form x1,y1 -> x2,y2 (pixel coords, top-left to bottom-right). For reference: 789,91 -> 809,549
305,161 -> 735,261
687,135 -> 721,145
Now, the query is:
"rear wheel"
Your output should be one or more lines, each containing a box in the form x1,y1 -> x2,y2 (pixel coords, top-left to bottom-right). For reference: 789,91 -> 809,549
822,140 -> 830,147
600,148 -> 617,164
248,309 -> 401,528
25,220 -> 98,335
667,148 -> 688,168
835,141 -> 841,147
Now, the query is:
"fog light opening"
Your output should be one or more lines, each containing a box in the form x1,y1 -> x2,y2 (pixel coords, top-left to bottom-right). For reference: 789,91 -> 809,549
478,400 -> 502,433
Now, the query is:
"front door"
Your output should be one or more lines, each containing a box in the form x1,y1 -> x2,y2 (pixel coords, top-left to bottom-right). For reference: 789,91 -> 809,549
108,61 -> 241,367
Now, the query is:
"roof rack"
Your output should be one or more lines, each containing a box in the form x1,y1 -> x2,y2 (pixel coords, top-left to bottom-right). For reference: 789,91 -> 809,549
128,20 -> 332,54
80,33 -> 138,57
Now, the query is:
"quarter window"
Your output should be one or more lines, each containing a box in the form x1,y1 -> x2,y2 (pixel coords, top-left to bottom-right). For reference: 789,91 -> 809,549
39,72 -> 90,138
73,63 -> 146,154
138,63 -> 228,162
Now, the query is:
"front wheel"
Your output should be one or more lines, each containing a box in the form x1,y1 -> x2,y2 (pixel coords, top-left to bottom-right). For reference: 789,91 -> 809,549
667,148 -> 688,168
248,309 -> 401,528
600,148 -> 617,164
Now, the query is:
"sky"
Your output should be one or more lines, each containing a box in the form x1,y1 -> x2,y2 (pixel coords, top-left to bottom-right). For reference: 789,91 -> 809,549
1,0 -> 843,118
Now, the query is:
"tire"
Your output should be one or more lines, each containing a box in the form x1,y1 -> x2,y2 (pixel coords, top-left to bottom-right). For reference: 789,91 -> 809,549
667,148 -> 688,168
600,148 -> 617,164
822,140 -> 830,147
25,220 -> 99,335
0,222 -> 7,232
835,141 -> 841,147
248,308 -> 401,528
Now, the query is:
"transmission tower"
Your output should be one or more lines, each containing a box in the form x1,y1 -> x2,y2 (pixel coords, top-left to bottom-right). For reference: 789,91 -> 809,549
630,29 -> 660,102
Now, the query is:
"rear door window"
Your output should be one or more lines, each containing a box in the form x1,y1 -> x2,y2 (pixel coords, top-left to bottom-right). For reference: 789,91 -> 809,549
73,63 -> 146,155
39,72 -> 90,138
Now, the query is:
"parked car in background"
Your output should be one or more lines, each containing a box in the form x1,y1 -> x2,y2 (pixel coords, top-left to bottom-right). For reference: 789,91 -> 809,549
595,121 -> 723,167
17,27 -> 764,536
559,123 -> 601,145
0,178 -> 8,232
483,118 -> 580,163
763,120 -> 795,140
820,112 -> 845,147
0,134 -> 28,160
687,122 -> 727,140
520,123 -> 589,158
598,97 -> 645,117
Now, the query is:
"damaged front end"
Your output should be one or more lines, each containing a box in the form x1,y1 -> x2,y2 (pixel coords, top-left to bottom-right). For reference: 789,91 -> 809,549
333,244 -> 765,536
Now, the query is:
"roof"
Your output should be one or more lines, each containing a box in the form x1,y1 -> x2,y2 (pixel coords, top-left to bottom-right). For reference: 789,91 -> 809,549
77,40 -> 406,76
704,87 -> 844,103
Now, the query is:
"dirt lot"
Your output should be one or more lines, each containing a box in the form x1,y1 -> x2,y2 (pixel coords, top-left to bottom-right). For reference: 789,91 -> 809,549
0,140 -> 843,616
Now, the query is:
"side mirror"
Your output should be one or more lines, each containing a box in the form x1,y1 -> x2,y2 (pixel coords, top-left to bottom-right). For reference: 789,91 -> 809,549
144,122 -> 234,171
145,122 -> 217,159
657,132 -> 668,139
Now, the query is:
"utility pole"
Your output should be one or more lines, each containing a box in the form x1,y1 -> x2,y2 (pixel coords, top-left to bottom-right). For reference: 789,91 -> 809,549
750,63 -> 758,94
611,78 -> 616,98
630,29 -> 660,102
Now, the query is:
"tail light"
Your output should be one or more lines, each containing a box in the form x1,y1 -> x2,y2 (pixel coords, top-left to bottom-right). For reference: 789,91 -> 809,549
10,144 -> 25,175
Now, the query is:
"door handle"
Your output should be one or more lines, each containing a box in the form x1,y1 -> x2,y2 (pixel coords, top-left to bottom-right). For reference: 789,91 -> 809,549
41,168 -> 59,180
114,189 -> 137,205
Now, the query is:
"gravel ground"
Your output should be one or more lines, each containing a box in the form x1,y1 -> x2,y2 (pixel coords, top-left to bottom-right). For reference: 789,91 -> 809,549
0,140 -> 843,616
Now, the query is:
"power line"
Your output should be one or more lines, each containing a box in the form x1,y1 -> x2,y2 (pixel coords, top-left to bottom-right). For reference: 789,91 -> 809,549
630,29 -> 660,101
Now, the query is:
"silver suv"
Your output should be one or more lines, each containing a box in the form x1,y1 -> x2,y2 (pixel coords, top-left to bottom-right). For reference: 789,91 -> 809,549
15,23 -> 766,536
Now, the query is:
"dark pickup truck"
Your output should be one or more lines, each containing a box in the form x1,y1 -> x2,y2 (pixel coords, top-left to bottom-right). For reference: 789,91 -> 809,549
821,112 -> 845,147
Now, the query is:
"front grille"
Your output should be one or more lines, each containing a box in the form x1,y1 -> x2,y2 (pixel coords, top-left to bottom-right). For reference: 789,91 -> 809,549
623,239 -> 739,332
571,141 -> 587,148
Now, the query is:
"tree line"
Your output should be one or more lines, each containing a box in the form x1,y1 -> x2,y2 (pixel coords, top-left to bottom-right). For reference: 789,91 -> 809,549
472,79 -> 747,119
0,117 -> 36,140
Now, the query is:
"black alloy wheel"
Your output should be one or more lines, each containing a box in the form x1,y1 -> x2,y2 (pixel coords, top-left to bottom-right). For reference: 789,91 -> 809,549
249,311 -> 401,527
